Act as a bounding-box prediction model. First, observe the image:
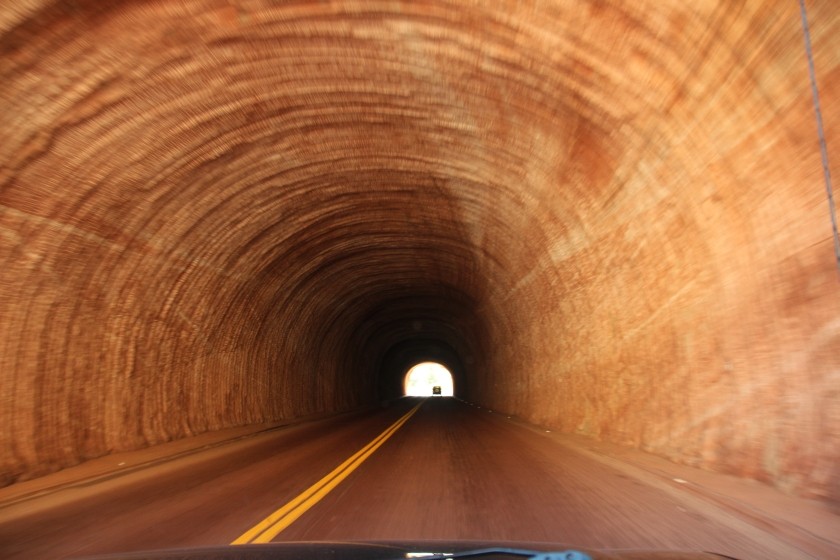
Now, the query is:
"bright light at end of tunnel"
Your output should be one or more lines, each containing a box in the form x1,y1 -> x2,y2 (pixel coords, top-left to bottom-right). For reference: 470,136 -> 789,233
404,362 -> 454,396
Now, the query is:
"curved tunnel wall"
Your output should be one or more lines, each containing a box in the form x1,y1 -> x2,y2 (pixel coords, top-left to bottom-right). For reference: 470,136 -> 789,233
1,0 -> 839,503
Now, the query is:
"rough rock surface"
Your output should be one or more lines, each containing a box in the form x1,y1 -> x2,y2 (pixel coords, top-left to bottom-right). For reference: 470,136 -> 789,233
1,0 -> 839,504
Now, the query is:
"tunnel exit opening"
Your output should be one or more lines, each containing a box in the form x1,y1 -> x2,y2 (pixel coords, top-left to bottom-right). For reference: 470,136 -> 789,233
403,362 -> 454,396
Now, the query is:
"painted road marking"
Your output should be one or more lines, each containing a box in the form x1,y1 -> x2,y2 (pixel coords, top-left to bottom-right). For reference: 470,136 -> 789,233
232,401 -> 423,544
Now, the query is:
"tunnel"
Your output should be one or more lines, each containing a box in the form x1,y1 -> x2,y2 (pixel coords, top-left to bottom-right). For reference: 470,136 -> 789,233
1,0 -> 839,518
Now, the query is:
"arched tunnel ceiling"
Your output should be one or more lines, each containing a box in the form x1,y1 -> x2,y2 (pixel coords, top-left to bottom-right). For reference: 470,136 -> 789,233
1,1 -> 839,504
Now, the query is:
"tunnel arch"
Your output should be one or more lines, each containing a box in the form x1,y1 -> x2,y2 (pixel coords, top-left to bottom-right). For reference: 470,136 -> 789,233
0,0 -> 839,504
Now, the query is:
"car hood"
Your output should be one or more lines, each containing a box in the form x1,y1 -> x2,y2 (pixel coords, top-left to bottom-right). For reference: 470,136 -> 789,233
75,539 -> 738,560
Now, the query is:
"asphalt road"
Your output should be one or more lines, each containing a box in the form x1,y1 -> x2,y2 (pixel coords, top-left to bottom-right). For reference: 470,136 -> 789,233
0,398 -> 823,559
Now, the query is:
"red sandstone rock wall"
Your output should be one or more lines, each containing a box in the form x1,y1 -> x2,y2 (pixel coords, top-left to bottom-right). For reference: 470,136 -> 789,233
1,0 -> 838,503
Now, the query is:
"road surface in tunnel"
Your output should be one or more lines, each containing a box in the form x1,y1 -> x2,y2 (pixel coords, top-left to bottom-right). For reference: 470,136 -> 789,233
0,398 -> 825,559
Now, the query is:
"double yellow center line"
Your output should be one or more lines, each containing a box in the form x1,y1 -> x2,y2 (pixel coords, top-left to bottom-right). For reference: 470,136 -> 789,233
232,401 -> 423,544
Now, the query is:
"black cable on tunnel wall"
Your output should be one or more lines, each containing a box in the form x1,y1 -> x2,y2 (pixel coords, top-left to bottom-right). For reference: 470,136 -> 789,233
799,0 -> 840,277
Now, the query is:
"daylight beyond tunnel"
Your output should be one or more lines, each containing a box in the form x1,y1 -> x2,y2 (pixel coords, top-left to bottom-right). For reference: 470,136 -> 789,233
1,1 -> 839,505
